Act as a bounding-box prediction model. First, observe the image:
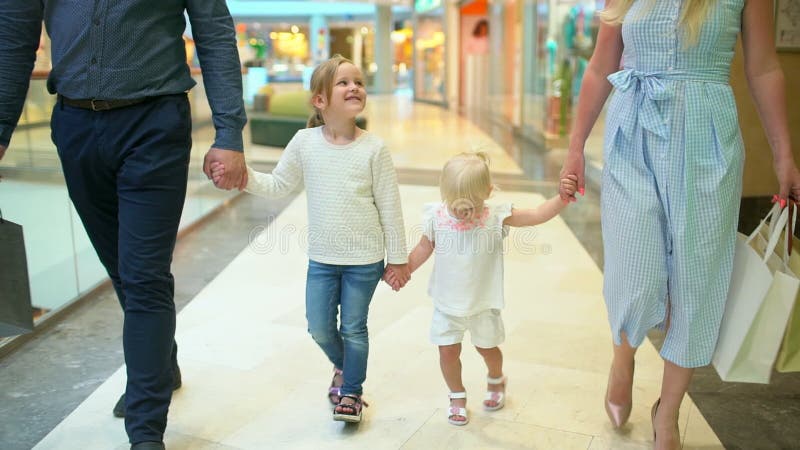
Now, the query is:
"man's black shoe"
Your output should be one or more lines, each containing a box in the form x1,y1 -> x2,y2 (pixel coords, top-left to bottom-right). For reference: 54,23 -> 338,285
130,441 -> 165,450
113,393 -> 126,418
173,364 -> 182,389
113,365 -> 182,418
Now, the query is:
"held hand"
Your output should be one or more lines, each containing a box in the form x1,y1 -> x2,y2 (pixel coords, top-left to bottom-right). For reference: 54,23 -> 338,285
385,263 -> 411,291
559,148 -> 586,203
382,267 -> 402,292
210,162 -> 226,186
560,174 -> 579,200
774,158 -> 800,207
203,148 -> 247,191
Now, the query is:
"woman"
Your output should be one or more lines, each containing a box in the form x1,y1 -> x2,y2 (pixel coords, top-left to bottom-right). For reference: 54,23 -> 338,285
560,0 -> 799,448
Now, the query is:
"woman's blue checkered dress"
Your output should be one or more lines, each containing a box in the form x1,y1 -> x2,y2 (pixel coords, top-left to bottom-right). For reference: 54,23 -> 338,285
601,0 -> 745,368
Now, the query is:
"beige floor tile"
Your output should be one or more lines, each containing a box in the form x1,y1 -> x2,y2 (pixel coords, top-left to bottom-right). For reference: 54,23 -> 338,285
682,402 -> 724,449
219,379 -> 434,450
503,319 -> 616,374
167,361 -> 314,442
401,414 -> 593,450
587,435 -> 652,450
177,322 -> 308,371
140,432 -> 243,450
510,365 -> 680,441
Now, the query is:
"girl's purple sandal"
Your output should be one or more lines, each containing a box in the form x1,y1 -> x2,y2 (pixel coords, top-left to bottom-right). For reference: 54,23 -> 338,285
328,367 -> 343,405
333,394 -> 368,423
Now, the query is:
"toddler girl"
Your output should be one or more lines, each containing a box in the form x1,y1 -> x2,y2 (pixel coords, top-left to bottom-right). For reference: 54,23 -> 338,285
385,152 -> 576,425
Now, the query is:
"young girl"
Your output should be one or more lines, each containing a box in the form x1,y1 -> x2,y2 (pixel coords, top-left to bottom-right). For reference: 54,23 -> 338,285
385,152 -> 577,425
211,55 -> 410,423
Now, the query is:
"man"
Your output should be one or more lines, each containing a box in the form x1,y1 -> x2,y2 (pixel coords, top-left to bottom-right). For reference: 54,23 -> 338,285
0,2 -> 248,449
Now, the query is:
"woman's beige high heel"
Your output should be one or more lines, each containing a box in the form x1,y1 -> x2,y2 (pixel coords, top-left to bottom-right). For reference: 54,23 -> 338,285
604,364 -> 632,428
651,398 -> 682,449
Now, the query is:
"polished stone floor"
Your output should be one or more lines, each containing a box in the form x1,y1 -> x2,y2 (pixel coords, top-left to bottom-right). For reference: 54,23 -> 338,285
0,94 -> 798,450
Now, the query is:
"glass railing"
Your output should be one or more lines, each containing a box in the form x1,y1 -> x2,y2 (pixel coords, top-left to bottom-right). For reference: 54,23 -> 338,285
0,72 -> 238,345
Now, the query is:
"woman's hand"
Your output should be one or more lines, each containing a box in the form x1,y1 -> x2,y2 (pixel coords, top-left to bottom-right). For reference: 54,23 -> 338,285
774,158 -> 800,206
560,174 -> 579,202
559,147 -> 586,203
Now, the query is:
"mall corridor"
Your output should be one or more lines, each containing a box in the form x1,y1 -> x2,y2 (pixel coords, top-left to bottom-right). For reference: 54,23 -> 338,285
4,0 -> 800,447
2,96 -> 731,450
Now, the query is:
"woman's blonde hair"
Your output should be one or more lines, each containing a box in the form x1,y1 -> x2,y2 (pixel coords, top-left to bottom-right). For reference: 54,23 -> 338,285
440,152 -> 494,211
599,0 -> 716,46
306,54 -> 356,128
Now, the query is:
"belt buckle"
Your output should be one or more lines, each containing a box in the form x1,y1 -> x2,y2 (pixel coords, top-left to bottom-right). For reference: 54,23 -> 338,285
90,99 -> 111,111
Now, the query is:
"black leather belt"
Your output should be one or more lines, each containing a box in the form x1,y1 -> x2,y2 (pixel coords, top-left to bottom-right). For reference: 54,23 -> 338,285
58,95 -> 150,111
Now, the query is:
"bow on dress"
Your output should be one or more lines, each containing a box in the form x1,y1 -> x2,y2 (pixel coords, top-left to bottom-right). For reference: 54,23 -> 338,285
607,68 -> 673,140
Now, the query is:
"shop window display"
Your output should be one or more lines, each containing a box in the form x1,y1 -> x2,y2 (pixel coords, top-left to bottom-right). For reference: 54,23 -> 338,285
521,0 -> 602,146
414,6 -> 447,105
392,24 -> 414,91
461,4 -> 490,109
547,2 -> 597,139
484,0 -> 523,126
234,21 -> 311,83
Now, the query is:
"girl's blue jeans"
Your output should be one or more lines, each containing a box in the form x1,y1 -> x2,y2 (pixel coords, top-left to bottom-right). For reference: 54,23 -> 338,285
305,259 -> 384,396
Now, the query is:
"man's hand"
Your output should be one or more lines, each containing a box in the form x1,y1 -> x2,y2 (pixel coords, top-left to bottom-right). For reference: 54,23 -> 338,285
203,148 -> 247,191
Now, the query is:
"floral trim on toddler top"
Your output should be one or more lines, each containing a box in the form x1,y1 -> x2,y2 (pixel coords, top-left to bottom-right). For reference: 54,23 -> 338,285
435,204 -> 490,231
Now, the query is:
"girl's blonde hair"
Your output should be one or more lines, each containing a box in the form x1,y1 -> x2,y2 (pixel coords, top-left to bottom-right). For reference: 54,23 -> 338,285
306,54 -> 357,128
440,152 -> 494,210
599,0 -> 715,46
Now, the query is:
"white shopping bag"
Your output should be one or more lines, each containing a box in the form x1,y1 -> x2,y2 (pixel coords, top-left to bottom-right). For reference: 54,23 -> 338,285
712,204 -> 799,383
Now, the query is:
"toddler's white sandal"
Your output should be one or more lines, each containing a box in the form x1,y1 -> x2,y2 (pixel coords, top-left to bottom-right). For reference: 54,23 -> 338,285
447,391 -> 469,426
484,375 -> 507,411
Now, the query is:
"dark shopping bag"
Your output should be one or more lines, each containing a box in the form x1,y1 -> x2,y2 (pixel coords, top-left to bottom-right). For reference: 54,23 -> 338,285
0,210 -> 34,337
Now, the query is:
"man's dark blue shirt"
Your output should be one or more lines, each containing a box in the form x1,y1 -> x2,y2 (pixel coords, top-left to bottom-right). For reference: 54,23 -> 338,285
0,0 -> 247,150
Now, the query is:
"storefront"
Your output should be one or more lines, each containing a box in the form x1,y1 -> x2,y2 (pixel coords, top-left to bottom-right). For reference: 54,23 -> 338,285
459,0 -> 490,110
518,0 -> 602,148
392,22 -> 414,91
233,21 -> 311,83
487,0 -> 523,127
414,0 -> 448,105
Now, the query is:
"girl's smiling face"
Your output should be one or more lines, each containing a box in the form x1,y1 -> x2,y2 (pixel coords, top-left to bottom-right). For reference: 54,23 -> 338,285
316,62 -> 366,119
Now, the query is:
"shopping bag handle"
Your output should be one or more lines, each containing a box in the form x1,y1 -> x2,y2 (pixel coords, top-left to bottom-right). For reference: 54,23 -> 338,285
747,202 -> 782,244
785,202 -> 796,260
762,206 -> 790,264
768,200 -> 783,237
